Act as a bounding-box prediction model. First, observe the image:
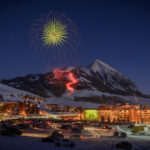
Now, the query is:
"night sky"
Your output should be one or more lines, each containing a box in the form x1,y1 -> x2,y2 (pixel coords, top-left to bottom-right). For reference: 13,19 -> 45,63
0,0 -> 150,94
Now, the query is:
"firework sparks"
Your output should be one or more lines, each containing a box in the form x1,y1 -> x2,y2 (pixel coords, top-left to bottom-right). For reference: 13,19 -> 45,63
53,69 -> 78,95
29,12 -> 80,66
42,19 -> 68,47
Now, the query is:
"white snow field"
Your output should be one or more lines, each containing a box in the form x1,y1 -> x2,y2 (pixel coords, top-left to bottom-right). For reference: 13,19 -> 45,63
0,83 -> 40,100
0,135 -> 150,150
1,83 -> 150,109
45,89 -> 150,108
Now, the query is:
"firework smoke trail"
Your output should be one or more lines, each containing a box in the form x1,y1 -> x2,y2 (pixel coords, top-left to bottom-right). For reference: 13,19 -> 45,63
53,69 -> 78,95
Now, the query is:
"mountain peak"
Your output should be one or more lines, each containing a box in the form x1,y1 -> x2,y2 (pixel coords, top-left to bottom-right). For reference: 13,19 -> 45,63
91,59 -> 117,74
94,58 -> 104,64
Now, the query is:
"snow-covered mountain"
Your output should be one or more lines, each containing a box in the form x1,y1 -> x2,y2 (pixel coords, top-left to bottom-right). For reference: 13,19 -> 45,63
0,59 -> 149,101
1,57 -> 150,107
63,59 -> 140,96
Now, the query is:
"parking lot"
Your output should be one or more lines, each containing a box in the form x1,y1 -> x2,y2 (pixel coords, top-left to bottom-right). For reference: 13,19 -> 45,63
1,118 -> 150,150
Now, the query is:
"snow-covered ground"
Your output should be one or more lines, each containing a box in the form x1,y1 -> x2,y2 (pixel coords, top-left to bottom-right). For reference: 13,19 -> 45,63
44,89 -> 150,108
0,83 -> 42,104
0,83 -> 99,108
0,135 -> 150,150
0,83 -> 37,96
0,83 -> 150,109
46,95 -> 100,108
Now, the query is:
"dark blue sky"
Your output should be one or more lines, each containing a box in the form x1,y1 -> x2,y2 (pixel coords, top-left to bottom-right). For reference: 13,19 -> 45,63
0,0 -> 150,94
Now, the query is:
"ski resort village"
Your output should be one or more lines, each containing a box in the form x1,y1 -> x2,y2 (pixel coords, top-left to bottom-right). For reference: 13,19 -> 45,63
1,0 -> 150,149
0,60 -> 150,150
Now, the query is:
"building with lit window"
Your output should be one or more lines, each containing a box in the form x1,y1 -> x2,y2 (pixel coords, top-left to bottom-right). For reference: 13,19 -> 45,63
82,103 -> 150,124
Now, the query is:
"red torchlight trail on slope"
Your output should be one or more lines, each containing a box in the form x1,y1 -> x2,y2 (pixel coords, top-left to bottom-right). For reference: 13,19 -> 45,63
53,69 -> 78,95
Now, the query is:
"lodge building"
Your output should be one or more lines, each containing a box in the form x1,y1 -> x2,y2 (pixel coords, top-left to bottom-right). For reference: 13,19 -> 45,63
0,101 -> 40,116
0,101 -> 150,124
82,103 -> 150,124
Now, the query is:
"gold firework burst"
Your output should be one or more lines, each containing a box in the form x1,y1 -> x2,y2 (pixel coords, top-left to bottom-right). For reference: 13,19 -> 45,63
42,19 -> 68,47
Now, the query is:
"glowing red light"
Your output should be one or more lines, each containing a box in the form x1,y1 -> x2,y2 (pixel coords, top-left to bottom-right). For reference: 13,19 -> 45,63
53,69 -> 78,95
